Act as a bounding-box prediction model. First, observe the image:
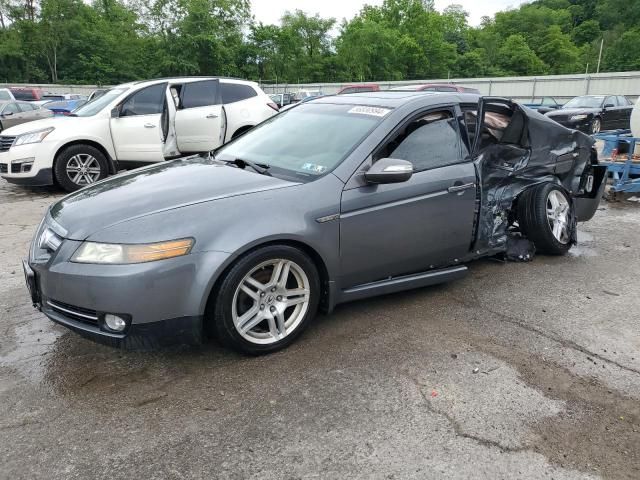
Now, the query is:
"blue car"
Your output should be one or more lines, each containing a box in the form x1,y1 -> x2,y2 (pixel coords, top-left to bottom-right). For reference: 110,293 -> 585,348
44,99 -> 87,116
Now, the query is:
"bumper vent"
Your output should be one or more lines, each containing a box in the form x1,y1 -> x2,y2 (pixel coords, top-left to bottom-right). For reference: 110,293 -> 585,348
46,299 -> 99,326
0,164 -> 6,173
0,135 -> 16,152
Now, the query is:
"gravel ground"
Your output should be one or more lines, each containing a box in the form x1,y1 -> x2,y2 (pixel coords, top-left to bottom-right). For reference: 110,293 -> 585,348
0,179 -> 639,480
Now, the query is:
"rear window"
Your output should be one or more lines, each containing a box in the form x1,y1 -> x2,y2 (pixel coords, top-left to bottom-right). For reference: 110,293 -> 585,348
221,83 -> 258,104
0,90 -> 12,101
11,89 -> 38,101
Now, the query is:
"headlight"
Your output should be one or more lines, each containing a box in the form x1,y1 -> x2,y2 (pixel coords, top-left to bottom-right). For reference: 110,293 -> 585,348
71,238 -> 194,264
570,114 -> 588,122
14,127 -> 54,146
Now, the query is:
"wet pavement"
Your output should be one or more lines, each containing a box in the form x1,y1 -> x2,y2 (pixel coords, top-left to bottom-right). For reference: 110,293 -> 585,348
1,179 -> 639,480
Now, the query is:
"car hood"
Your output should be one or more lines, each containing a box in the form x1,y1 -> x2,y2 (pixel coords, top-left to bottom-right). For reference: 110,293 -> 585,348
1,116 -> 64,135
49,157 -> 300,240
546,108 -> 600,117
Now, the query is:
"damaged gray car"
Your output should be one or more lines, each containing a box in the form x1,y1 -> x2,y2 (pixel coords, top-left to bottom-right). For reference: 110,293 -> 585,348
25,92 -> 606,355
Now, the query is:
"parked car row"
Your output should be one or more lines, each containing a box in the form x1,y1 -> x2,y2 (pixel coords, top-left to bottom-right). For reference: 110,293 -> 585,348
0,77 -> 635,192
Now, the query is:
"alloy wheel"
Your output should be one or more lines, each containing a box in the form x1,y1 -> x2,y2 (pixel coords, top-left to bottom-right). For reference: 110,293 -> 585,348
591,118 -> 601,134
232,259 -> 311,345
546,190 -> 570,244
66,154 -> 101,185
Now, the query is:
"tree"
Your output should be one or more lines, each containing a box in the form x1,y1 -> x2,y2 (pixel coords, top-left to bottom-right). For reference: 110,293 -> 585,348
537,25 -> 581,74
497,34 -> 548,76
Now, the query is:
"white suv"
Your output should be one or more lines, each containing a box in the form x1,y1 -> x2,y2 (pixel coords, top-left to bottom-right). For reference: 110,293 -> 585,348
0,77 -> 278,191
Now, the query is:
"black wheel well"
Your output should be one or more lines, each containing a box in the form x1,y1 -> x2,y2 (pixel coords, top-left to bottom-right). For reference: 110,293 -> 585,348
230,125 -> 254,139
203,239 -> 331,327
54,140 -> 116,176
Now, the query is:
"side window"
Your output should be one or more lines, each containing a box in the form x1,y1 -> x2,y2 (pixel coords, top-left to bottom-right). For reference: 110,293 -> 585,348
617,95 -> 629,106
221,83 -> 257,104
376,110 -> 461,172
181,80 -> 218,109
18,102 -> 35,112
424,87 -> 438,91
3,102 -> 20,114
604,96 -> 616,107
120,83 -> 166,117
436,86 -> 458,92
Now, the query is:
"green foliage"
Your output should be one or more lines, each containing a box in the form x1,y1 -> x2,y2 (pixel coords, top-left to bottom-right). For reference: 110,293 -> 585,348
497,34 -> 548,75
0,0 -> 638,85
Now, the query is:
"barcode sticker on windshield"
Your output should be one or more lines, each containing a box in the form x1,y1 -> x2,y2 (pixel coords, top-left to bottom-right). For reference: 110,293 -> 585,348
348,106 -> 391,117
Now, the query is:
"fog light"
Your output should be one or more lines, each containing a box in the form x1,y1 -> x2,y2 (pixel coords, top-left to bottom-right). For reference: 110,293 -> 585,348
104,314 -> 127,332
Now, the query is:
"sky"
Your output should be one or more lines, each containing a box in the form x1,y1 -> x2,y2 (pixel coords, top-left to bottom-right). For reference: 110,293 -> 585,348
251,0 -> 530,28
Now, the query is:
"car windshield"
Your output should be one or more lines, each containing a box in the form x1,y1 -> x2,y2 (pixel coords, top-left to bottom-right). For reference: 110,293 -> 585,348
563,96 -> 604,109
215,103 -> 387,180
73,88 -> 127,117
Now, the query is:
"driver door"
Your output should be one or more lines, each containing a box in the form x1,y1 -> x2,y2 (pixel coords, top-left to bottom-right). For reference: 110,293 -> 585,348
110,83 -> 167,162
339,107 -> 477,288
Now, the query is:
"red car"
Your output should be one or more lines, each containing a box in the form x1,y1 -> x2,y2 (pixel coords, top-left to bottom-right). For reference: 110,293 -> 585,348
9,87 -> 43,101
391,83 -> 481,94
337,84 -> 381,94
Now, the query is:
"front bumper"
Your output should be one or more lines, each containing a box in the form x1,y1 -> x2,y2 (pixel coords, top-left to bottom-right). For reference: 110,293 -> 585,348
28,239 -> 231,348
0,141 -> 56,186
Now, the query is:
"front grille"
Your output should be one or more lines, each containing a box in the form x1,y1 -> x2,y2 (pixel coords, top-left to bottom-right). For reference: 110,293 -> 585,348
0,164 -> 6,173
0,135 -> 16,152
46,299 -> 99,326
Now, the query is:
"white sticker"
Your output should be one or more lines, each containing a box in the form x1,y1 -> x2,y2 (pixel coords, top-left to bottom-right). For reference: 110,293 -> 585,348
301,163 -> 327,174
347,106 -> 391,117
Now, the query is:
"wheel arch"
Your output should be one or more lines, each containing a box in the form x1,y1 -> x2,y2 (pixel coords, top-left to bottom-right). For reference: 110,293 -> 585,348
53,139 -> 117,177
230,124 -> 254,140
202,238 -> 333,328
511,178 -> 569,216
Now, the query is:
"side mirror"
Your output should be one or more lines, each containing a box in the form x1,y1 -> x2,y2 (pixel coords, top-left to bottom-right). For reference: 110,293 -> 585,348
604,103 -> 615,108
364,158 -> 413,184
110,106 -> 120,118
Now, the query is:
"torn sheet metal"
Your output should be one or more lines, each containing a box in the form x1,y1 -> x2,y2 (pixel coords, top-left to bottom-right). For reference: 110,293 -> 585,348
469,101 -> 599,258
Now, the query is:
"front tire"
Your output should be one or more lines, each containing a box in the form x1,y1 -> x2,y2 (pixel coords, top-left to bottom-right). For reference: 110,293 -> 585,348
518,183 -> 574,255
213,245 -> 320,355
54,144 -> 109,192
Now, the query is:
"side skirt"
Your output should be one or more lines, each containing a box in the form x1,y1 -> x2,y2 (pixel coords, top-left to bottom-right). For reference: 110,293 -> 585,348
337,265 -> 468,304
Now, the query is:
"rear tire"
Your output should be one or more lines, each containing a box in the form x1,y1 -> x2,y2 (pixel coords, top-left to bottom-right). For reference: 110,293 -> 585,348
517,183 -> 574,255
212,245 -> 320,355
54,144 -> 109,192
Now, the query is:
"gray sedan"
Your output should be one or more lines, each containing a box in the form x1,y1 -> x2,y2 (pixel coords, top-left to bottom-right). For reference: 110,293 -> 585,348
24,92 -> 605,354
0,100 -> 53,132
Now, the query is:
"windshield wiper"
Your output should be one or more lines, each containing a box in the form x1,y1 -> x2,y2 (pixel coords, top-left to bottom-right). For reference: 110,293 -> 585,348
220,158 -> 272,176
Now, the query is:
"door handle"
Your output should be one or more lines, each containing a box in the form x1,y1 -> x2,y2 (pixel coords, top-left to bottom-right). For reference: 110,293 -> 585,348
206,113 -> 218,119
447,182 -> 475,193
144,123 -> 156,128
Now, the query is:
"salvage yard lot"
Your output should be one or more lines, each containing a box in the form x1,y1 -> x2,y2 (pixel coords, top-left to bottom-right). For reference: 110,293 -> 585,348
0,179 -> 639,479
